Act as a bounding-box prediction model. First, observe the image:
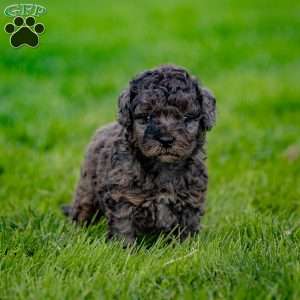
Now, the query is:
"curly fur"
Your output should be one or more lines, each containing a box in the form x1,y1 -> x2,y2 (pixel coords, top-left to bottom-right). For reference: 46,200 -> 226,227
63,65 -> 216,245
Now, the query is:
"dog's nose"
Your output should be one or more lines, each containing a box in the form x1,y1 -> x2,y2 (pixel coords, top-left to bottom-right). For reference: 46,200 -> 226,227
158,136 -> 175,147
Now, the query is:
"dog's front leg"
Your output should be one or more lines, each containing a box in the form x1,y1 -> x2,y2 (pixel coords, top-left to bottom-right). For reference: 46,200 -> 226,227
178,206 -> 202,241
107,201 -> 136,247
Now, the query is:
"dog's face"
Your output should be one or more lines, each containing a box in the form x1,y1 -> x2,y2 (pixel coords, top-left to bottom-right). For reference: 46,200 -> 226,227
132,88 -> 201,162
118,66 -> 216,163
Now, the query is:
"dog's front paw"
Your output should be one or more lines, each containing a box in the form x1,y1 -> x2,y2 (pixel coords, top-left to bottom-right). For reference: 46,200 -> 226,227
107,231 -> 136,248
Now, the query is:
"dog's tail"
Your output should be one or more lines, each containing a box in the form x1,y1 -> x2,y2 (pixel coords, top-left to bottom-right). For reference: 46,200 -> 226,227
61,204 -> 73,217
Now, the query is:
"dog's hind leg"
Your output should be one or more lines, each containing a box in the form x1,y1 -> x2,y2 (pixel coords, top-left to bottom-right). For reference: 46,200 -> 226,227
62,158 -> 103,225
66,174 -> 103,225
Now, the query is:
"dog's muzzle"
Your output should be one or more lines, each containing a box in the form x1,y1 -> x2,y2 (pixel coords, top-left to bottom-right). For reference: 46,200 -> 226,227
145,124 -> 175,148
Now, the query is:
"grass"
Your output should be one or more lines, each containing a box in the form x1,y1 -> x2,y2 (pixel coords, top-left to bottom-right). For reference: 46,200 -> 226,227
0,0 -> 300,299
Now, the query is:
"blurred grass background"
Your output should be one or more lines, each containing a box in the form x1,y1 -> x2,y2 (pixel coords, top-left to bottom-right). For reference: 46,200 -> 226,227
0,0 -> 300,299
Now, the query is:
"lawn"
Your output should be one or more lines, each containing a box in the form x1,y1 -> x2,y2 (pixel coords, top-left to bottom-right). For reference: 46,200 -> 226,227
0,0 -> 300,299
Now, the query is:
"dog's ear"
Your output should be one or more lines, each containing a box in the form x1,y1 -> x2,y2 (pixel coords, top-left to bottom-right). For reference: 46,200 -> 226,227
200,87 -> 216,131
193,78 -> 216,131
118,87 -> 133,128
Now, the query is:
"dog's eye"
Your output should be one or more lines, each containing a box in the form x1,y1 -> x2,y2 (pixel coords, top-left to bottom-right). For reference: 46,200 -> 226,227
183,116 -> 194,123
135,114 -> 151,124
183,113 -> 200,124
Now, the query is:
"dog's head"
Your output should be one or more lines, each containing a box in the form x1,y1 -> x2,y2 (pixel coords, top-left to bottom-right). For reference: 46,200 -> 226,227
118,65 -> 216,163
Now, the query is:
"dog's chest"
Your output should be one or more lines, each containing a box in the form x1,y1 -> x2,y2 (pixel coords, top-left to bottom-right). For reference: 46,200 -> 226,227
134,170 -> 191,231
146,167 -> 197,205
134,190 -> 180,232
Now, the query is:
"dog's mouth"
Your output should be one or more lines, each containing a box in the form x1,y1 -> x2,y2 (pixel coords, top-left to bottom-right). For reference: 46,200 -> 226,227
159,152 -> 178,157
158,149 -> 180,159
140,141 -> 182,161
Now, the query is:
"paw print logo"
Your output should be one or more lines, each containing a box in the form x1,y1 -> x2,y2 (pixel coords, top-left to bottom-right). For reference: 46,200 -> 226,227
5,16 -> 45,48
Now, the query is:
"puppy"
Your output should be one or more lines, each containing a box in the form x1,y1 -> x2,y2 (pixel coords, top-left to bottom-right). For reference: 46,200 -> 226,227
63,65 -> 216,245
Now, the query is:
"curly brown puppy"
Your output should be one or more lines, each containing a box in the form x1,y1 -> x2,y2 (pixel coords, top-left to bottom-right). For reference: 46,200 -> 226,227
63,65 -> 216,245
